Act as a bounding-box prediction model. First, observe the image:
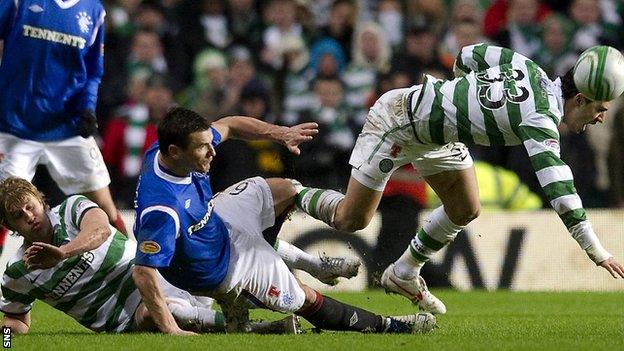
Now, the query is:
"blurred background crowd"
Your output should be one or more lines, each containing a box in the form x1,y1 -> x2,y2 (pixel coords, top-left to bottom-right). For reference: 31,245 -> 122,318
28,0 -> 624,211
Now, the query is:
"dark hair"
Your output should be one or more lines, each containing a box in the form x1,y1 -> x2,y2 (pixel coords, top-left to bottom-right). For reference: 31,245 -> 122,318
157,107 -> 211,155
561,69 -> 580,100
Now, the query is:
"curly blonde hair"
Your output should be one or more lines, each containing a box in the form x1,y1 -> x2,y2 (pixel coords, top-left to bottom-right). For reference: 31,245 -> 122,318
0,177 -> 47,226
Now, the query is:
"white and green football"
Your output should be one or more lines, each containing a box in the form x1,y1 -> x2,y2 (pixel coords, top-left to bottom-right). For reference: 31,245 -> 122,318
573,45 -> 624,101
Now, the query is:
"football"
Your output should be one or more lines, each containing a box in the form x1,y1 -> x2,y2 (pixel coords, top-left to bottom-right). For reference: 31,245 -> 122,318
573,45 -> 624,101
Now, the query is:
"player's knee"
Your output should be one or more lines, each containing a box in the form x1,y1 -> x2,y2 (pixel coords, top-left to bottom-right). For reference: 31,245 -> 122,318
451,202 -> 480,225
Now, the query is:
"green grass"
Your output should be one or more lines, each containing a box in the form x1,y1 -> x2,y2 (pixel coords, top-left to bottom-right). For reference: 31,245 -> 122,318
10,290 -> 624,351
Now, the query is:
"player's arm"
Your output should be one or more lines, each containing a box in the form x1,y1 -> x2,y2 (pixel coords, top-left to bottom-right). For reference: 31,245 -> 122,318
23,203 -> 111,270
519,124 -> 624,277
133,208 -> 194,335
0,0 -> 17,40
453,43 -> 518,77
2,312 -> 30,334
211,116 -> 318,155
132,265 -> 193,335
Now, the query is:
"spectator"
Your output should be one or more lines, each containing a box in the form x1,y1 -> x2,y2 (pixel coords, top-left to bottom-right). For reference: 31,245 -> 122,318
260,0 -> 305,70
210,79 -> 289,191
102,75 -> 174,207
490,0 -> 544,58
309,37 -> 347,78
278,35 -> 316,126
226,0 -> 263,49
439,19 -> 491,69
295,77 -> 355,189
316,0 -> 355,60
344,22 -> 391,125
568,0 -> 621,51
179,49 -> 230,119
534,14 -> 578,77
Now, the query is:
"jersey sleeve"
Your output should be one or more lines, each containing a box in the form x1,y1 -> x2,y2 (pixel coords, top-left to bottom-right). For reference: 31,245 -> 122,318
134,206 -> 179,268
453,43 -> 520,77
210,127 -> 222,147
0,0 -> 17,40
518,121 -> 611,263
0,268 -> 35,315
58,196 -> 99,241
76,10 -> 105,112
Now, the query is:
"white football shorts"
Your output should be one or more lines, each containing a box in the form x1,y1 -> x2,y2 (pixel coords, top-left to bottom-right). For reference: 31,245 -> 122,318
349,87 -> 474,191
208,177 -> 306,313
0,132 -> 111,194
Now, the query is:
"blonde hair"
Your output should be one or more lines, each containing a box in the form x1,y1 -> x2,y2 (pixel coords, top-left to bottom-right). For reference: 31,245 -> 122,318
0,177 -> 47,226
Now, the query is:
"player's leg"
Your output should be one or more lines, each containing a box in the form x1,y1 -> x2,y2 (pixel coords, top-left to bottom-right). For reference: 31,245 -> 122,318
221,177 -> 361,284
0,133 -> 44,255
381,143 -> 477,314
43,136 -> 128,234
296,283 -> 436,333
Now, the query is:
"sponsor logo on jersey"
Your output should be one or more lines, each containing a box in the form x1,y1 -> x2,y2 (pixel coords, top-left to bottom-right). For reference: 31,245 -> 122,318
543,138 -> 560,153
28,4 -> 44,13
76,12 -> 93,34
46,252 -> 95,300
22,25 -> 87,49
267,285 -> 281,298
139,241 -> 161,254
187,199 -> 215,235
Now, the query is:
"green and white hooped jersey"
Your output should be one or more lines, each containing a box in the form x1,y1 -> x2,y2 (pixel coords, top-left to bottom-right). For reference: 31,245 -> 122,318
0,196 -> 141,332
408,43 -> 586,230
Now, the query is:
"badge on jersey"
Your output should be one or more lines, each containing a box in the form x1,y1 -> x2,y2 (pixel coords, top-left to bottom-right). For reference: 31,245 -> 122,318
139,241 -> 161,254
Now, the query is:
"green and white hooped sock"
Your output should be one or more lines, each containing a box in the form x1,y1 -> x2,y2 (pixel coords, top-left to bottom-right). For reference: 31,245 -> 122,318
295,187 -> 345,228
395,206 -> 464,279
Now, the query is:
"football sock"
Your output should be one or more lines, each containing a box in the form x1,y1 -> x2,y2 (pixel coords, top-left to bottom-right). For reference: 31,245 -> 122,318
275,239 -> 323,274
168,299 -> 225,330
112,210 -> 128,235
0,226 -> 8,257
295,187 -> 344,228
395,206 -> 463,279
297,291 -> 385,332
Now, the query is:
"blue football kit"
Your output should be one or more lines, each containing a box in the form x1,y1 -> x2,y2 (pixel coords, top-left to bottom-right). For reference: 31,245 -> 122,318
133,128 -> 231,291
0,0 -> 105,141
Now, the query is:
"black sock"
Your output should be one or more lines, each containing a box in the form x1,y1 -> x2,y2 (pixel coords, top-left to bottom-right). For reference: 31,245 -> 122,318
262,205 -> 293,246
297,291 -> 385,333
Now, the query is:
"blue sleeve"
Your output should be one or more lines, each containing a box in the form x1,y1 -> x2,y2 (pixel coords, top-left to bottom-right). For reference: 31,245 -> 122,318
211,127 -> 222,147
76,11 -> 105,112
134,209 -> 177,268
0,0 -> 17,40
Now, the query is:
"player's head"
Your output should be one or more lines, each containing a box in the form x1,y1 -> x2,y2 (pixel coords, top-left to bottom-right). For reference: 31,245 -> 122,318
0,177 -> 51,241
561,46 -> 624,133
157,106 -> 216,174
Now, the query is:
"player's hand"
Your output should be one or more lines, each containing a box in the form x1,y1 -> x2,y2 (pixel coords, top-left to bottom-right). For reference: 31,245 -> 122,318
168,327 -> 197,336
23,242 -> 67,270
78,110 -> 99,138
279,122 -> 319,155
599,257 -> 624,279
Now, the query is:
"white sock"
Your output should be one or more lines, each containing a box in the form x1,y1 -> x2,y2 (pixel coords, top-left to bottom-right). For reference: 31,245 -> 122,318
168,298 -> 225,329
395,206 -> 464,279
295,187 -> 344,227
275,239 -> 322,273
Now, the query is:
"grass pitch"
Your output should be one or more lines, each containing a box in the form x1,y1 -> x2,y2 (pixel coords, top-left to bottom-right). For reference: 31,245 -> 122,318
11,290 -> 624,351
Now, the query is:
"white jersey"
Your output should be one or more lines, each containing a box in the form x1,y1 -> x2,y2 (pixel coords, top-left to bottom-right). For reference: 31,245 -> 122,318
0,196 -> 140,332
407,44 -> 588,234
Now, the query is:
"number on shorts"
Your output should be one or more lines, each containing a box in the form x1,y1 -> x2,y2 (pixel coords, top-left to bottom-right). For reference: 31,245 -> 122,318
229,181 -> 249,195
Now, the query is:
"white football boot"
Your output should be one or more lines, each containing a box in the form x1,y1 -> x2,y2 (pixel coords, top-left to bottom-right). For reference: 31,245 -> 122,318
311,254 -> 361,286
385,312 -> 437,333
381,263 -> 447,314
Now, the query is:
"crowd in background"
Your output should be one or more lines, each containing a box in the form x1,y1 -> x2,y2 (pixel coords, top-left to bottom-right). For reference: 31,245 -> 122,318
40,0 -> 624,209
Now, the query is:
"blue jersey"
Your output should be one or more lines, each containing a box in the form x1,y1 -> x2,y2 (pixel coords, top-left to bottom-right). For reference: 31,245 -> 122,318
133,129 -> 231,291
0,0 -> 105,141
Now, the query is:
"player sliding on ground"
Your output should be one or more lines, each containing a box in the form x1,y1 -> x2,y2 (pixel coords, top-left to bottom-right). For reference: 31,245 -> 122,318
0,178 -> 358,334
295,44 -> 624,314
132,108 -> 436,335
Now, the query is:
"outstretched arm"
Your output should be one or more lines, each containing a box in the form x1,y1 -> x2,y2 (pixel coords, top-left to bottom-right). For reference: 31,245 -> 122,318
519,123 -> 624,277
212,116 -> 318,155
